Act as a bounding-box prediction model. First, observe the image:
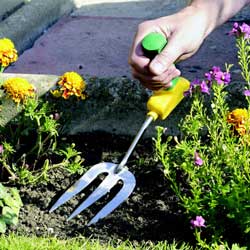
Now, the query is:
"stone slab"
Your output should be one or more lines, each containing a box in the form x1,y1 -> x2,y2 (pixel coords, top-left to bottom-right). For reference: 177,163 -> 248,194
0,73 -> 190,138
0,73 -> 58,127
6,16 -> 242,83
0,0 -> 24,21
71,0 -> 187,19
6,16 -> 142,78
0,0 -> 75,53
72,0 -> 250,20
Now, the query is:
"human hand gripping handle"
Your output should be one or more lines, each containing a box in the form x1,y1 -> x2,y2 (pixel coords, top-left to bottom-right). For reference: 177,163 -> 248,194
142,32 -> 190,120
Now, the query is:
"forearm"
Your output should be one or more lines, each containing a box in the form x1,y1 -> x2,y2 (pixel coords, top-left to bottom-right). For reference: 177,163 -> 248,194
188,0 -> 250,36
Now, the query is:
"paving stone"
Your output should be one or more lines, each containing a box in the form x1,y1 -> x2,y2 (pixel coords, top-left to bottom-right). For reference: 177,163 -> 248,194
0,0 -> 24,21
6,16 -> 143,77
0,0 -> 74,53
72,0 -> 187,19
6,17 -> 240,83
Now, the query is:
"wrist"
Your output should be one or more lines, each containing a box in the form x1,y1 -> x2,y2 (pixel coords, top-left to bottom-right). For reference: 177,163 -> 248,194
177,5 -> 214,39
186,2 -> 221,37
188,0 -> 250,36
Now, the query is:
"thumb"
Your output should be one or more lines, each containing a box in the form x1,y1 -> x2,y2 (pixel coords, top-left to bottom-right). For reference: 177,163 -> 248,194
149,38 -> 181,75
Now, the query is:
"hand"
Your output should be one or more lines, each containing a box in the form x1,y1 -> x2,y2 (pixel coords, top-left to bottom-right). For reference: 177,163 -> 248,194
128,6 -> 209,90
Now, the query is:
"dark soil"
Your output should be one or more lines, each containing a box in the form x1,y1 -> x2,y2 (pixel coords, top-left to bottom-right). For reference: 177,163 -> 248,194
8,132 -> 193,244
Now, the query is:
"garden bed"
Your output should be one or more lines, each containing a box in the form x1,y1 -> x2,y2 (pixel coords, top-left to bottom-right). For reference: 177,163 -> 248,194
9,132 -> 193,244
1,25 -> 250,248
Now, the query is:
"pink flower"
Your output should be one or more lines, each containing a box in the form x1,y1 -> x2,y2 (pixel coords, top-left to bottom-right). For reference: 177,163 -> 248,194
240,23 -> 250,39
244,89 -> 250,96
229,22 -> 241,37
184,79 -> 211,96
184,79 -> 199,96
205,66 -> 231,85
53,113 -> 60,120
0,145 -> 3,154
214,71 -> 231,85
190,216 -> 206,228
205,67 -> 221,83
194,151 -> 203,166
211,66 -> 221,73
229,22 -> 250,39
200,80 -> 210,95
185,65 -> 231,96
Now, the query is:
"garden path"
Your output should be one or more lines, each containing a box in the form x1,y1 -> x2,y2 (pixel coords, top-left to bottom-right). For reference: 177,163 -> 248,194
1,0 -> 250,80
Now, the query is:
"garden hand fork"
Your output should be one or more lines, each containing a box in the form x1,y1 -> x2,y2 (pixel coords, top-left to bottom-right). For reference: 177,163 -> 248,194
49,33 -> 190,226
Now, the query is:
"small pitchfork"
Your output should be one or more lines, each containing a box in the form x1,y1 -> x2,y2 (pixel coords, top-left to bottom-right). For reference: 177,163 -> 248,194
49,33 -> 190,226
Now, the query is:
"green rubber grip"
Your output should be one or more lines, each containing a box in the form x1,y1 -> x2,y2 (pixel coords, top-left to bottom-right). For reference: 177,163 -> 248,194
142,32 -> 167,58
142,32 -> 179,90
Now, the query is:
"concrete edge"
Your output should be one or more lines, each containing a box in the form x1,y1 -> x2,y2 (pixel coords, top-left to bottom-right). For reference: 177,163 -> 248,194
0,73 -> 59,127
0,0 -> 24,21
0,0 -> 76,53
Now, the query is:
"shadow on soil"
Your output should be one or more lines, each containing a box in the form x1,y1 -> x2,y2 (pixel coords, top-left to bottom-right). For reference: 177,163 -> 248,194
9,132 -> 193,244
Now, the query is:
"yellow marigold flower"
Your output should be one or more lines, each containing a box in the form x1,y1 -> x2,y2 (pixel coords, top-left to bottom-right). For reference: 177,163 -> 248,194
227,108 -> 249,135
52,71 -> 87,100
0,38 -> 18,68
3,77 -> 35,104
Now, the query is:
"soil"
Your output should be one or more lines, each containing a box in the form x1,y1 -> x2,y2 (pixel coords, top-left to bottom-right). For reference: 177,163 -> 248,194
8,131 -> 193,244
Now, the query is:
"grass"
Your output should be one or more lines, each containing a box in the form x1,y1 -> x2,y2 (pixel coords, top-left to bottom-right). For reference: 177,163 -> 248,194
0,234 -> 193,250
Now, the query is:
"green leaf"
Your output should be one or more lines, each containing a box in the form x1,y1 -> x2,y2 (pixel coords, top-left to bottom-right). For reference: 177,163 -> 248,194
0,218 -> 7,233
10,188 -> 23,207
0,183 -> 7,199
2,206 -> 18,225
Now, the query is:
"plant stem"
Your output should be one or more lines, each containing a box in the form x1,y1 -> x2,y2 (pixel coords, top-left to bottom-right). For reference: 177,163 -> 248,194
1,160 -> 17,180
237,36 -> 250,86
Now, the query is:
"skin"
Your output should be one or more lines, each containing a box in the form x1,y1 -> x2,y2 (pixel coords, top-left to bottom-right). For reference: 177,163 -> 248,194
129,0 -> 250,90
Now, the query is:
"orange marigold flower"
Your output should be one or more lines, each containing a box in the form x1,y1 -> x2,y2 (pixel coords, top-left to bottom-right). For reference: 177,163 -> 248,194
3,77 -> 35,104
51,71 -> 87,100
0,38 -> 18,68
227,108 -> 249,135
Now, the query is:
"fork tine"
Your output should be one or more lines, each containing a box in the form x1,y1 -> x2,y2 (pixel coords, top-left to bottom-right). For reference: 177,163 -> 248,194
49,163 -> 114,213
67,171 -> 120,221
87,170 -> 136,226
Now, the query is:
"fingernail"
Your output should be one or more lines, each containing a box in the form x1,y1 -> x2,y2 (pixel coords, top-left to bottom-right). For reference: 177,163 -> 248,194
150,61 -> 164,75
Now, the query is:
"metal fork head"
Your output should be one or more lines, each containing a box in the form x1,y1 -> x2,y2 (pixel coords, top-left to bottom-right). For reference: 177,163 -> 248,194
49,162 -> 136,226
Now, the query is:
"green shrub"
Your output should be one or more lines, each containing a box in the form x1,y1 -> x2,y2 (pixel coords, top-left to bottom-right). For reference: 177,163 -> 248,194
0,183 -> 22,233
154,22 -> 250,248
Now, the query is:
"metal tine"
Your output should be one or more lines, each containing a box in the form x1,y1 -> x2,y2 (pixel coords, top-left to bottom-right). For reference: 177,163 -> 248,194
49,162 -> 114,213
67,164 -> 120,221
87,169 -> 136,226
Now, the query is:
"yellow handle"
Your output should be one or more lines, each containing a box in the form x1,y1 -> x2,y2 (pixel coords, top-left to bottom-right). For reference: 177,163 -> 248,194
147,76 -> 190,120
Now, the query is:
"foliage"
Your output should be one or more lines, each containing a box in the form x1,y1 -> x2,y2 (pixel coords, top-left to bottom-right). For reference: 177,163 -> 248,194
0,234 -> 195,250
0,84 -> 85,185
0,37 -> 88,234
154,22 -> 250,248
0,39 -> 87,184
0,234 -> 248,250
0,184 -> 22,233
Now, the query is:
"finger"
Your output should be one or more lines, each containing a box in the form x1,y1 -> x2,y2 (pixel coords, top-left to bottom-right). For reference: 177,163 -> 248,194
131,64 -> 179,84
129,43 -> 151,74
129,21 -> 165,74
132,67 -> 181,90
129,28 -> 152,74
132,70 -> 163,90
141,82 -> 163,91
176,49 -> 199,62
162,68 -> 181,86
